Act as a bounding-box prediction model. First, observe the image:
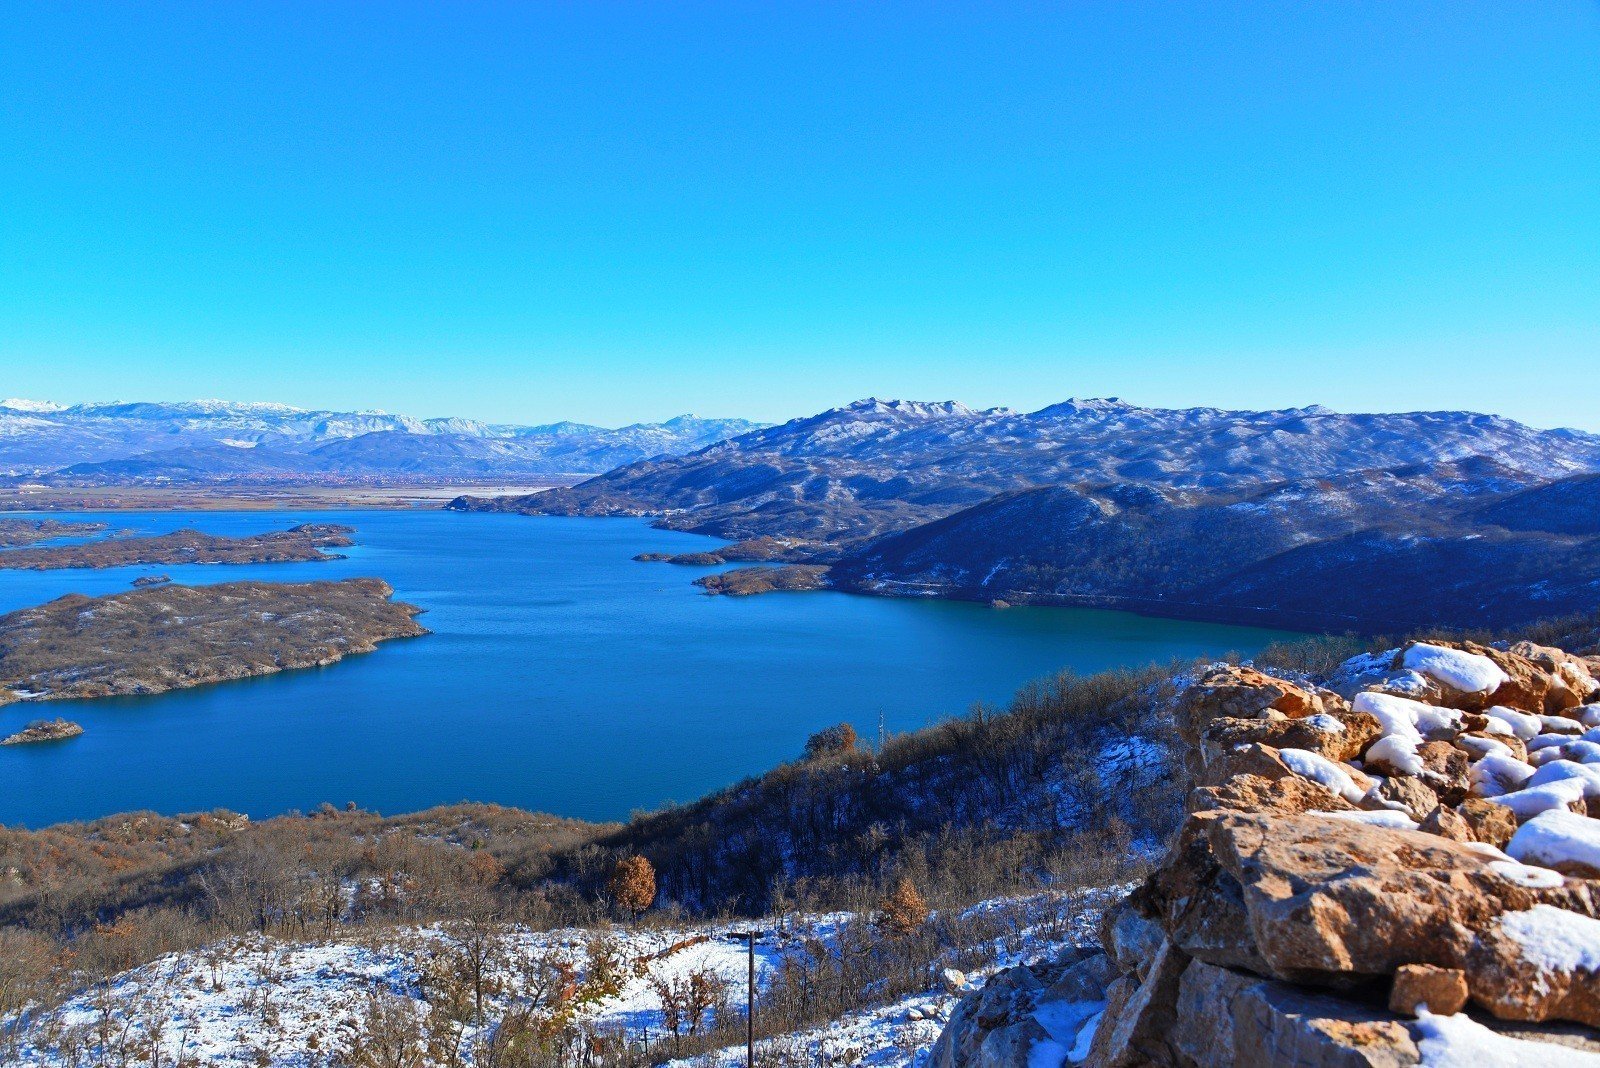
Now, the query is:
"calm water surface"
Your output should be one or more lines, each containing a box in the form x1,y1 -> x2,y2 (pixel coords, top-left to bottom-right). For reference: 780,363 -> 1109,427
0,510 -> 1305,827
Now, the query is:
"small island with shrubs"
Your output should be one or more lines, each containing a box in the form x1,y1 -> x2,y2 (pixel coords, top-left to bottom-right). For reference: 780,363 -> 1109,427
0,578 -> 428,706
1,718 -> 84,745
0,523 -> 356,571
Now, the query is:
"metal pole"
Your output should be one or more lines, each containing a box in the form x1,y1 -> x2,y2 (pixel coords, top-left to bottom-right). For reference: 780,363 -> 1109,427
746,931 -> 756,1068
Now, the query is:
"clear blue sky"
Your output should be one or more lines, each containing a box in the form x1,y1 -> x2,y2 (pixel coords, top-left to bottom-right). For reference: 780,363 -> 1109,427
2,2 -> 1597,429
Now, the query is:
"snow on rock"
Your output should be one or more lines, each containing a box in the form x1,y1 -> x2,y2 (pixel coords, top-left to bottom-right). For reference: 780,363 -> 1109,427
1367,734 -> 1426,776
1352,691 -> 1429,740
1302,713 -> 1346,734
1538,714 -> 1586,735
1485,706 -> 1543,740
1456,734 -> 1515,761
1402,643 -> 1510,695
1488,778 -> 1589,820
1029,998 -> 1104,1067
1280,748 -> 1368,803
1507,808 -> 1600,875
1496,904 -> 1600,974
1565,740 -> 1600,765
1313,808 -> 1420,830
1469,754 -> 1537,798
1414,1009 -> 1600,1067
1484,860 -> 1565,889
1525,759 -> 1600,798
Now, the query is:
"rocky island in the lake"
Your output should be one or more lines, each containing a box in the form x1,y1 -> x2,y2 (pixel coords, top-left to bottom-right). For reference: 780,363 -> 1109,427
693,564 -> 831,596
0,523 -> 355,570
131,573 -> 171,586
0,717 -> 85,745
0,518 -> 107,547
0,578 -> 427,705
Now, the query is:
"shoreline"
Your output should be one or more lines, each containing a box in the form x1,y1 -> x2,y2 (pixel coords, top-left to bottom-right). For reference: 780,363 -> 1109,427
0,481 -> 576,512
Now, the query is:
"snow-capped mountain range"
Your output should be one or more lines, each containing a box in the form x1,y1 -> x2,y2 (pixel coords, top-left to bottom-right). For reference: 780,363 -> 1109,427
473,396 -> 1600,540
462,396 -> 1600,631
0,398 -> 767,483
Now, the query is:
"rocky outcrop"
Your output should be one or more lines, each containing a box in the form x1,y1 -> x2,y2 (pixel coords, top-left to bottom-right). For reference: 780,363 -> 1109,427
934,640 -> 1600,1066
927,949 -> 1113,1068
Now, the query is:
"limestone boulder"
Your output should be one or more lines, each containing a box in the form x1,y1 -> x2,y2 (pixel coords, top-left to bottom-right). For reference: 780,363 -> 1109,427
1172,957 -> 1421,1067
1509,640 -> 1600,712
1201,710 -> 1380,767
1199,812 -> 1600,992
1457,797 -> 1520,848
1387,964 -> 1468,1016
1176,666 -> 1331,777
1468,904 -> 1600,1027
1085,938 -> 1187,1067
927,966 -> 1045,1068
1133,815 -> 1273,975
1188,772 -> 1355,818
1372,776 -> 1441,822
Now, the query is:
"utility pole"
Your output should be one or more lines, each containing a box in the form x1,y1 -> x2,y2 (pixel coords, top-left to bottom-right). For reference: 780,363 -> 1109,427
733,929 -> 759,1067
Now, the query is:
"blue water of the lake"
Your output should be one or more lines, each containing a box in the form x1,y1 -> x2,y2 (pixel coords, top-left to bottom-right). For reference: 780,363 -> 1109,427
0,510 -> 1305,827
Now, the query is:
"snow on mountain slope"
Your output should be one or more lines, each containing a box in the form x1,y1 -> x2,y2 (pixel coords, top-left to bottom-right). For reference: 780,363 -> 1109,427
481,397 -> 1600,545
0,399 -> 767,482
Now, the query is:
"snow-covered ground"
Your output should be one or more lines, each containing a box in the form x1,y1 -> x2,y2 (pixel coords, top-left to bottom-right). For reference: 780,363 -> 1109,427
5,890 -> 1113,1067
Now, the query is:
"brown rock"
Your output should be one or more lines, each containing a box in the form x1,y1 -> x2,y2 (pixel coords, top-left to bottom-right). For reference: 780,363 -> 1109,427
1509,640 -> 1599,712
1455,731 -> 1529,764
1469,908 -> 1600,1027
1416,739 -> 1466,779
1189,773 -> 1355,818
1387,964 -> 1468,1016
1174,957 -> 1421,1067
1196,741 -> 1296,789
1418,805 -> 1474,843
1086,938 -> 1189,1068
1199,812 -> 1600,987
1132,815 -> 1274,976
1373,777 -> 1440,822
928,965 -> 1048,1068
1457,798 -> 1519,848
1202,713 -> 1374,767
1417,741 -> 1469,803
1176,666 -> 1330,778
1101,905 -> 1165,983
1476,644 -> 1553,715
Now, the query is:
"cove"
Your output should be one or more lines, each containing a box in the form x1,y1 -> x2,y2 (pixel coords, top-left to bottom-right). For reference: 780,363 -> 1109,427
0,510 -> 1306,827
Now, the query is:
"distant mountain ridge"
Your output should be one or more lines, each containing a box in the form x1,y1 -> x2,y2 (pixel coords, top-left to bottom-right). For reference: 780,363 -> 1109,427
456,397 -> 1600,631
462,396 -> 1600,540
0,398 -> 766,484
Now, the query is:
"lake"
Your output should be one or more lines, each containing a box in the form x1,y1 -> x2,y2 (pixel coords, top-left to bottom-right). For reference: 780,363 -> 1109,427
0,510 -> 1305,827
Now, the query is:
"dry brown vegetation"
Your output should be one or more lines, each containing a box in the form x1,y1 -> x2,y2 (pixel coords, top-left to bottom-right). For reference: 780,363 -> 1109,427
606,856 -> 657,920
0,659 -> 1180,1044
